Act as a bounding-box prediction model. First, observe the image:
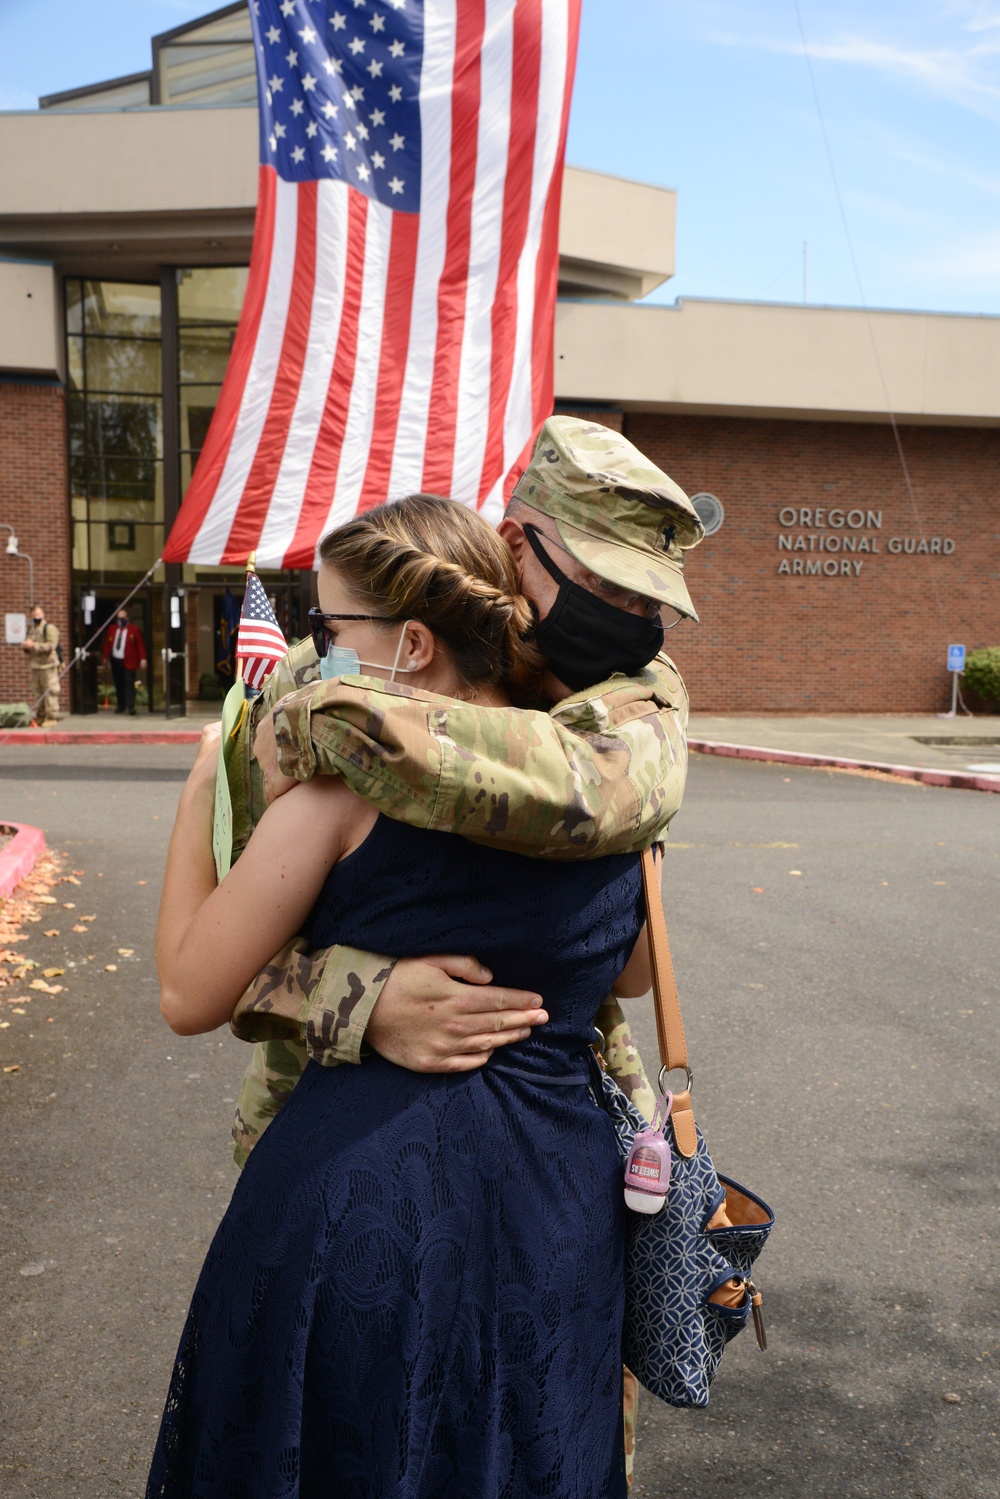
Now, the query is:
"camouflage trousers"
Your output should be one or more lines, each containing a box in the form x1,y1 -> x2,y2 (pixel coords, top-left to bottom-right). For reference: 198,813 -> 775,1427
30,666 -> 59,721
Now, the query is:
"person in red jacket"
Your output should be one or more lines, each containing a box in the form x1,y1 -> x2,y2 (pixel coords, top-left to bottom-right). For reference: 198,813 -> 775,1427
102,607 -> 147,715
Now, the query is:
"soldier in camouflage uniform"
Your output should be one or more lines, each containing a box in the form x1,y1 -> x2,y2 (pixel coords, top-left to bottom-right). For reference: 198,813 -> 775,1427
23,605 -> 61,725
227,417 -> 704,1484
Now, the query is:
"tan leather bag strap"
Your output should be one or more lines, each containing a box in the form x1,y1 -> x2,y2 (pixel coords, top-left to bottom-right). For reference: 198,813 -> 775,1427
641,848 -> 698,1158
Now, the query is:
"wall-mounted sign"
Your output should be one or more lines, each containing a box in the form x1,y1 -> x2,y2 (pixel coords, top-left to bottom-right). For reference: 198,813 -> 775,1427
775,508 -> 956,578
5,612 -> 27,645
690,492 -> 725,536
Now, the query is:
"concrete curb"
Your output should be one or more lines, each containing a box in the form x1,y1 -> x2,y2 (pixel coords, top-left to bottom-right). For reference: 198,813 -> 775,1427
5,729 -> 202,745
0,821 -> 47,899
689,739 -> 1000,794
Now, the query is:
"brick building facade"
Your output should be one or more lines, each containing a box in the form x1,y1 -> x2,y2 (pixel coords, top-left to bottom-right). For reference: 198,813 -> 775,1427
0,380 -> 70,706
629,414 -> 1000,714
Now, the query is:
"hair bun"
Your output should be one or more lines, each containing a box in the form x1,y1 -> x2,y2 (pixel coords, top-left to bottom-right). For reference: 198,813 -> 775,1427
319,495 -> 544,698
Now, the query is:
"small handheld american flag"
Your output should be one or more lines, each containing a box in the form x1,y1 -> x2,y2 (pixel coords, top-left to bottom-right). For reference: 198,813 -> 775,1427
237,571 -> 288,691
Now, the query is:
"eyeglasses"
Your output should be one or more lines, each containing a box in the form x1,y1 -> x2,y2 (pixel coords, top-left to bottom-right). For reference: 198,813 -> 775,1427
307,607 -> 402,659
532,528 -> 686,628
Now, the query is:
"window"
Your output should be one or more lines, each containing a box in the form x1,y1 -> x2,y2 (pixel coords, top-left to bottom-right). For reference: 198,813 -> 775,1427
65,278 -> 164,581
176,267 -> 247,494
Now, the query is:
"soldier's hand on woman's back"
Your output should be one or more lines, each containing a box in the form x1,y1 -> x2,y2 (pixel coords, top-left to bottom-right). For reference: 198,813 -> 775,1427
367,954 -> 548,1073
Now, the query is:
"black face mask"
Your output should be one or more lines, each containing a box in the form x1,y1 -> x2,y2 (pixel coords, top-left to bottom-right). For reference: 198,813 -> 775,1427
524,525 -> 664,692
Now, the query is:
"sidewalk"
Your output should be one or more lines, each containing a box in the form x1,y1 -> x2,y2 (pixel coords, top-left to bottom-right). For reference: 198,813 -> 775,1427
689,712 -> 1000,792
2,706 -> 220,745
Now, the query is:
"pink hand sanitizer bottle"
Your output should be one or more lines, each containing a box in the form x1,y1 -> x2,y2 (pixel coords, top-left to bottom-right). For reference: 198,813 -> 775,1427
624,1090 -> 673,1214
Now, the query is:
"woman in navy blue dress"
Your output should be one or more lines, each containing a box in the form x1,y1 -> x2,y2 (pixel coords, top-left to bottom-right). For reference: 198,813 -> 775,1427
150,497 -> 646,1499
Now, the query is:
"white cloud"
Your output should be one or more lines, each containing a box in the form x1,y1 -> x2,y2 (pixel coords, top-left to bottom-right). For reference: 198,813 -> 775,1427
0,87 -> 37,111
700,5 -> 1000,120
918,230 -> 1000,277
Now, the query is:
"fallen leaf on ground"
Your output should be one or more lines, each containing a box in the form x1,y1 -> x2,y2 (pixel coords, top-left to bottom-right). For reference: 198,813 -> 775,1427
11,1007 -> 27,1015
42,968 -> 64,978
117,948 -> 134,957
62,902 -> 76,909
72,870 -> 84,877
80,915 -> 96,923
62,876 -> 81,886
72,924 -> 88,933
30,979 -> 63,994
789,870 -> 802,876
105,964 -> 118,973
3,1064 -> 21,1073
751,887 -> 765,893
43,929 -> 60,937
137,880 -> 148,886
36,896 -> 58,905
0,1021 -> 9,1028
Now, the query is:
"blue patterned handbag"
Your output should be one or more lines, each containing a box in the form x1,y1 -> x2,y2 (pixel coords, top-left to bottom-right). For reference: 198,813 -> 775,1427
594,851 -> 775,1408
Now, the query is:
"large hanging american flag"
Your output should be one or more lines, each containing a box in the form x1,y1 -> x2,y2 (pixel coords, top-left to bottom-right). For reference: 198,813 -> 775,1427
163,0 -> 581,569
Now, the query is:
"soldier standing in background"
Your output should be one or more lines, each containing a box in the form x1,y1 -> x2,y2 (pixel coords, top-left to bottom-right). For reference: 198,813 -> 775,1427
23,604 -> 61,726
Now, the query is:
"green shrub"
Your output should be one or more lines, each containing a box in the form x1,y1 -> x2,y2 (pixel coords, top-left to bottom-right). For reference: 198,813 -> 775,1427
0,702 -> 32,728
198,673 -> 227,702
963,647 -> 1000,710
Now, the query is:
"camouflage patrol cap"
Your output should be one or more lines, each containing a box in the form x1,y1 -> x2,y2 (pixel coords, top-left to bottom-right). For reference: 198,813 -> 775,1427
511,416 -> 704,621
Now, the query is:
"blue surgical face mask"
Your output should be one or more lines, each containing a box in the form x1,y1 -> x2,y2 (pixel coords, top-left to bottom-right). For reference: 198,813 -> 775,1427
318,623 -> 416,682
319,645 -> 362,680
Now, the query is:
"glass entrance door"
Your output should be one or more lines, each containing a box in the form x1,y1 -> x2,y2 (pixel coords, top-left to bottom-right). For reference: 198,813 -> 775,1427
162,587 -> 187,718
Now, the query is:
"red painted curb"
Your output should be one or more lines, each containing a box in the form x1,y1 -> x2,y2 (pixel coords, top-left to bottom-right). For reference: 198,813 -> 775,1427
688,739 -> 1000,794
5,730 -> 202,745
0,821 -> 47,899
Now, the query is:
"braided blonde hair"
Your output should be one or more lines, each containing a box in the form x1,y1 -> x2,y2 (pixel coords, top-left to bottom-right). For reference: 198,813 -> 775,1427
318,495 -> 543,696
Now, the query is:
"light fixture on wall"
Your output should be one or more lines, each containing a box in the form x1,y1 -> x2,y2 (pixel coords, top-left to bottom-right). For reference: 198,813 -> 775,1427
1,523 -> 34,604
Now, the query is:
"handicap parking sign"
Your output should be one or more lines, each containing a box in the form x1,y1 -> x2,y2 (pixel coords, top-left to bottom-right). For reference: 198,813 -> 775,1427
947,644 -> 966,673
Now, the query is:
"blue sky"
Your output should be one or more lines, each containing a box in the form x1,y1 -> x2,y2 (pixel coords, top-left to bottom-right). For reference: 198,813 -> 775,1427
2,0 -> 999,315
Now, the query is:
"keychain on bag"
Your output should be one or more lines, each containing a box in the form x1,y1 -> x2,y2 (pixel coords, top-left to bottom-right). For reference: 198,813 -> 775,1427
623,1089 -> 673,1214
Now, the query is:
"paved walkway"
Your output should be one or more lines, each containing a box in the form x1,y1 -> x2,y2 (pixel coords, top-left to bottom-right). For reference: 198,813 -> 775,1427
689,712 -> 1000,791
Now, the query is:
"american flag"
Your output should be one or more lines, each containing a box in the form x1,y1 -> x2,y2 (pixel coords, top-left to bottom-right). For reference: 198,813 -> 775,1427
163,0 -> 581,569
237,572 -> 289,688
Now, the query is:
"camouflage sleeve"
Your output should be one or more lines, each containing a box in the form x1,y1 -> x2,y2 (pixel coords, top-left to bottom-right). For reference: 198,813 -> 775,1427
232,1036 -> 308,1168
230,935 -> 395,1066
595,994 -> 657,1124
229,936 -> 396,1166
270,654 -> 689,858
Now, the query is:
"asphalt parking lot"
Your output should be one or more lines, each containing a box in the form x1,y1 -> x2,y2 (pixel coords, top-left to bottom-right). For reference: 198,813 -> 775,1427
0,745 -> 996,1498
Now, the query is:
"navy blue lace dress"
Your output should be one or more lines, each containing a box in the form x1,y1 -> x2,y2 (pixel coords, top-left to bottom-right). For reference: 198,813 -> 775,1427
147,814 -> 643,1499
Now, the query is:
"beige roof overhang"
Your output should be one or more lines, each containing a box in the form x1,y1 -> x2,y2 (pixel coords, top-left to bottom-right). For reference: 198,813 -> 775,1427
555,296 -> 1000,427
0,106 -> 675,297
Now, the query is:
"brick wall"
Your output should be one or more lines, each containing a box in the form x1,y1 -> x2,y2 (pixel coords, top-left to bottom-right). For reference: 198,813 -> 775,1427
0,380 -> 69,708
627,414 -> 1000,713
